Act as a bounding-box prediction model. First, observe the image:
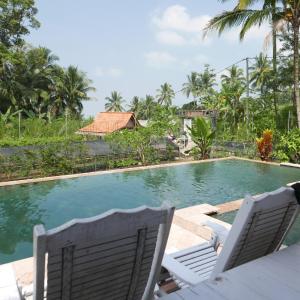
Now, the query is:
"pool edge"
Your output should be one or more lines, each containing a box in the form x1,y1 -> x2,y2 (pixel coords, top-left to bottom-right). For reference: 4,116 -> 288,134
0,156 -> 281,187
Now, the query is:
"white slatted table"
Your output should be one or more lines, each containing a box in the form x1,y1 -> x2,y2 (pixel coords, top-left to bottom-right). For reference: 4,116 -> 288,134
161,242 -> 300,300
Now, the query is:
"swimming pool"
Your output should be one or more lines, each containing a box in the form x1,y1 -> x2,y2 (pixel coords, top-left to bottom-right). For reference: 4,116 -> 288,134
1,159 -> 300,263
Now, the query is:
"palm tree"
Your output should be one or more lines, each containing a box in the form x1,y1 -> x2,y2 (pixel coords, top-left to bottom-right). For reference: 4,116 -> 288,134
278,0 -> 300,128
156,82 -> 175,106
182,72 -> 201,101
221,65 -> 246,86
221,66 -> 246,127
250,53 -> 272,94
220,81 -> 246,127
198,66 -> 216,90
144,95 -> 155,119
105,91 -> 125,112
56,66 -> 95,117
129,96 -> 141,118
205,0 -> 281,116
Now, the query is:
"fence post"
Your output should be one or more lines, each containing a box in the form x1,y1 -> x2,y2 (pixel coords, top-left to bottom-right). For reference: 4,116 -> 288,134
18,111 -> 21,139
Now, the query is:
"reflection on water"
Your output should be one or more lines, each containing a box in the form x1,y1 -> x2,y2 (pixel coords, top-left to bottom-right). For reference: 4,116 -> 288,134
0,181 -> 63,257
121,168 -> 178,191
1,159 -> 300,264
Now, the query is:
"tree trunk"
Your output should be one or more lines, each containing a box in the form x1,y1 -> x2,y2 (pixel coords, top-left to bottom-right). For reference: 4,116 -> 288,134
293,21 -> 300,128
272,4 -> 278,118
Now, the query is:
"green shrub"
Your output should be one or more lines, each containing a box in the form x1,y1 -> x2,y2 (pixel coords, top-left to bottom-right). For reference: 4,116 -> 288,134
275,129 -> 300,163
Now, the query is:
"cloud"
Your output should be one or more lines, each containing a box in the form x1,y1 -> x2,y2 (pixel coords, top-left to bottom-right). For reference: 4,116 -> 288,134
151,5 -> 211,47
222,24 -> 270,43
156,30 -> 186,46
144,51 -> 177,68
152,5 -> 270,47
153,5 -> 210,33
94,67 -> 122,78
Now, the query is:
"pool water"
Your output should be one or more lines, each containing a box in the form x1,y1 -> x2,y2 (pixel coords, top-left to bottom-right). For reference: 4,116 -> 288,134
215,210 -> 300,246
1,159 -> 300,263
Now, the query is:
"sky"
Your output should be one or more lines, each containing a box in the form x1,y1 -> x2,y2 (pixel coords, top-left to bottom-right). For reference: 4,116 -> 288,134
28,0 -> 272,117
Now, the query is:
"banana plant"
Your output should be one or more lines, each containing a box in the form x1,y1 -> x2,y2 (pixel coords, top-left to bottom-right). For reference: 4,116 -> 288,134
187,117 -> 215,159
0,107 -> 22,124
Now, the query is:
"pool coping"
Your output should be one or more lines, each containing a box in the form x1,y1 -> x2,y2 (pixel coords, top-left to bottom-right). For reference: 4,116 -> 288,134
0,156 -> 281,187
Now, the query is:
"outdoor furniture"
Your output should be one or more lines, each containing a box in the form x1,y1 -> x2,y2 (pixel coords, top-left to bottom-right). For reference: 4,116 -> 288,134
163,185 -> 300,287
160,241 -> 300,300
162,233 -> 219,288
27,205 -> 174,300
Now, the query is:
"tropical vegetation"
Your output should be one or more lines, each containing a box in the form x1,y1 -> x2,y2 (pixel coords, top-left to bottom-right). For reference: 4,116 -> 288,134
187,117 -> 215,159
2,0 -> 300,180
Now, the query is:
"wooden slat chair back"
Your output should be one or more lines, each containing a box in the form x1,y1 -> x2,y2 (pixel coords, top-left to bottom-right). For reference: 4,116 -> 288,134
211,186 -> 300,279
33,205 -> 175,300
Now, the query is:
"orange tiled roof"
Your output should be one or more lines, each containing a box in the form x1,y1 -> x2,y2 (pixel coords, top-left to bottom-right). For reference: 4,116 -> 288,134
79,112 -> 138,135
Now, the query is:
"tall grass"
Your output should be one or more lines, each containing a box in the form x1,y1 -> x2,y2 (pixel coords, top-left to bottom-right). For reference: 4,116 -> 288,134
0,117 -> 93,146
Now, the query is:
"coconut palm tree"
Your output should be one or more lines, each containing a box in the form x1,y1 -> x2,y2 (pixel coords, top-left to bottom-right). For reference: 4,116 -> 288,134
205,0 -> 281,116
55,66 -> 95,117
221,65 -> 246,86
129,96 -> 141,118
220,66 -> 246,127
198,66 -> 216,90
105,91 -> 125,112
144,95 -> 155,119
182,72 -> 201,101
156,82 -> 175,106
250,53 -> 272,94
278,0 -> 300,128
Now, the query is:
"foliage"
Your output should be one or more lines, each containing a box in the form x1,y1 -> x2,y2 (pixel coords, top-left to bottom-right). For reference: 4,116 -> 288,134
0,0 -> 40,48
105,91 -> 125,112
0,46 -> 95,118
182,65 -> 216,106
105,125 -> 164,165
156,82 -> 175,107
0,117 -> 91,146
256,129 -> 273,161
0,141 -> 88,179
275,129 -> 300,163
105,107 -> 179,165
0,0 -> 94,119
187,117 -> 215,159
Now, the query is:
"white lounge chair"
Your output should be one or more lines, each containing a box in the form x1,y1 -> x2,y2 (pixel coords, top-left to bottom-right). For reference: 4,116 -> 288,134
26,205 -> 174,300
163,185 -> 300,287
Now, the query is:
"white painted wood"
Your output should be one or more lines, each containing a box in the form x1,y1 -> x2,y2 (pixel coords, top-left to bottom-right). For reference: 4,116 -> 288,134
32,205 -> 174,300
161,242 -> 300,300
33,225 -> 46,300
162,187 -> 299,291
211,187 -> 299,279
162,234 -> 218,287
